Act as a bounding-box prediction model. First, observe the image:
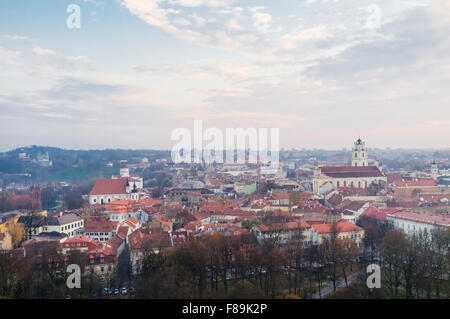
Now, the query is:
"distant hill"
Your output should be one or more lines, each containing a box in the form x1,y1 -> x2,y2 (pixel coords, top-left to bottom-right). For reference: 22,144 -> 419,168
0,146 -> 171,186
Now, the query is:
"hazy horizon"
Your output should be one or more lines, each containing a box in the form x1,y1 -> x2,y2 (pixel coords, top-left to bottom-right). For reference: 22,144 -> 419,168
3,144 -> 450,154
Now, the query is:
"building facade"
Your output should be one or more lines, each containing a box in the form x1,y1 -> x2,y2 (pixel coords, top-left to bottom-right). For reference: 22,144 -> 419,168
386,211 -> 450,235
313,138 -> 387,195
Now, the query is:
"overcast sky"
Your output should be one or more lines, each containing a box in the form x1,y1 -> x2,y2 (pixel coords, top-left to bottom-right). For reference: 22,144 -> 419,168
0,0 -> 449,151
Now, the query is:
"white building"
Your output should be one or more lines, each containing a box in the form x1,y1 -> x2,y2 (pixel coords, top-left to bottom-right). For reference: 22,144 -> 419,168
46,212 -> 84,237
387,211 -> 450,235
83,219 -> 119,242
89,178 -> 140,205
313,138 -> 387,195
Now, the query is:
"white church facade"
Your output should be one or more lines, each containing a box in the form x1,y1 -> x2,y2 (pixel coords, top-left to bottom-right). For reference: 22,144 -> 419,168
89,162 -> 144,205
313,138 -> 387,195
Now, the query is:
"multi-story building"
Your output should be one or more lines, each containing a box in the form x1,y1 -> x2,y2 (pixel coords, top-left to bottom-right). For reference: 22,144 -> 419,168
312,220 -> 365,246
84,219 -> 119,242
46,212 -> 84,237
252,219 -> 318,247
386,211 -> 450,235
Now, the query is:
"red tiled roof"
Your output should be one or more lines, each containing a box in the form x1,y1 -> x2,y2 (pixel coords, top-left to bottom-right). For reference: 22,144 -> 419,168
85,219 -> 119,233
126,217 -> 139,224
393,179 -> 437,187
387,211 -> 450,226
320,166 -> 383,178
90,179 -> 128,195
257,219 -> 311,232
271,192 -> 290,200
106,235 -> 124,250
155,214 -> 173,227
117,226 -> 129,239
327,193 -> 343,206
312,221 -> 363,234
336,200 -> 368,212
360,208 -> 400,221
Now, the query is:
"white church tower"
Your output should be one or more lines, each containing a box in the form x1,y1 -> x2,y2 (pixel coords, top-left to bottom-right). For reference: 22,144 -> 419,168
120,162 -> 130,177
352,138 -> 368,167
431,161 -> 439,179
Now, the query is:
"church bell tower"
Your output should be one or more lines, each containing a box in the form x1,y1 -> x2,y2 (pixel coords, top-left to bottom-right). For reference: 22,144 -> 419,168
352,138 -> 368,167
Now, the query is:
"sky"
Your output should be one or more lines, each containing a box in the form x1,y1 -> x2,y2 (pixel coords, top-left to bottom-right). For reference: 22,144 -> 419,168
0,0 -> 449,151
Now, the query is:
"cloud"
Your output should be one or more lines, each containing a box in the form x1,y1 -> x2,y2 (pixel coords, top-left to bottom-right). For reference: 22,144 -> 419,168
306,1 -> 450,80
0,46 -> 23,71
134,60 -> 258,80
168,0 -> 236,7
3,34 -> 29,41
250,8 -> 272,33
32,46 -> 57,56
1,0 -> 449,150
119,0 -> 355,60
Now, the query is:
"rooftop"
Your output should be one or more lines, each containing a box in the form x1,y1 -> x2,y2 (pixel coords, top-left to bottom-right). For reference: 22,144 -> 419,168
90,178 -> 128,195
387,211 -> 450,227
320,166 -> 384,178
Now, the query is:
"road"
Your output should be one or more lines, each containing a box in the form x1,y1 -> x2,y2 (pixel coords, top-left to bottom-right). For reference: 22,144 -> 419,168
312,271 -> 362,299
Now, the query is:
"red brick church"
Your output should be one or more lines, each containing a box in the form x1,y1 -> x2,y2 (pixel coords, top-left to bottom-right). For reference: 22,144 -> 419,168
8,185 -> 42,211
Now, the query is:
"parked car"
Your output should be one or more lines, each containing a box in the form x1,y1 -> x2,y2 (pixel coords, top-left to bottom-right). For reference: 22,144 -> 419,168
114,288 -> 120,295
103,288 -> 112,296
120,287 -> 128,295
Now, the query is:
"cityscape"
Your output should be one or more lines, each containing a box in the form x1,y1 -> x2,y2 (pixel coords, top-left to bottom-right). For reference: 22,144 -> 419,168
0,140 -> 449,299
0,0 -> 449,304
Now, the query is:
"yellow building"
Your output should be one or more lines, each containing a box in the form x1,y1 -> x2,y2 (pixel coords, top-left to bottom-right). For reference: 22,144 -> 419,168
0,210 -> 48,233
312,220 -> 365,246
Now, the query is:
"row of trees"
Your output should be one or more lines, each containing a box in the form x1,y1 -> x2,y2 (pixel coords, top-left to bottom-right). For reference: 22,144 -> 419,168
1,216 -> 448,299
0,246 -> 105,299
134,218 -> 449,299
133,228 -> 364,299
381,228 -> 449,299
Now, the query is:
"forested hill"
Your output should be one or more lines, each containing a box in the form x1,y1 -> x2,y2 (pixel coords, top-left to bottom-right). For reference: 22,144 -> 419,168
0,146 -> 170,185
